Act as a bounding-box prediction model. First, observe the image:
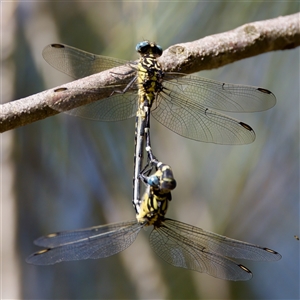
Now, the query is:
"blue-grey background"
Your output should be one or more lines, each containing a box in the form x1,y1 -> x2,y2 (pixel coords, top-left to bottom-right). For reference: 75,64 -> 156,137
2,2 -> 299,299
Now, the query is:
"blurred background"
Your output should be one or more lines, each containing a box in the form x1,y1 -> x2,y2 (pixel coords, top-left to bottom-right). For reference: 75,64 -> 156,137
2,2 -> 299,299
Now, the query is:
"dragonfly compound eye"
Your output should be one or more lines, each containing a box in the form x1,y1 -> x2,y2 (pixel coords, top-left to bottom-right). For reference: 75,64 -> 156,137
153,44 -> 163,57
136,41 -> 150,54
160,178 -> 177,191
147,175 -> 160,187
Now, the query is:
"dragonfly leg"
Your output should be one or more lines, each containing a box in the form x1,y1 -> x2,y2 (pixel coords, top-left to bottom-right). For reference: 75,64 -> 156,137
109,66 -> 137,96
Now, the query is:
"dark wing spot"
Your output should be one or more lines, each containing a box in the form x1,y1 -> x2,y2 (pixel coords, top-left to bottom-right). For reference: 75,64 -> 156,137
54,87 -> 68,92
257,88 -> 272,94
50,44 -> 65,49
263,247 -> 277,254
238,264 -> 252,274
240,122 -> 254,132
35,248 -> 51,256
46,233 -> 59,238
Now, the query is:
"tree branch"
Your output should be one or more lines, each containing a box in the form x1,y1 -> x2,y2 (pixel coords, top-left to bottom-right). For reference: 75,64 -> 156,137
1,13 -> 299,133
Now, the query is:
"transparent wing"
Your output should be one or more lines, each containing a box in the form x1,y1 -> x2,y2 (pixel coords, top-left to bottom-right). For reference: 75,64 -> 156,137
34,220 -> 138,247
149,219 -> 281,281
164,73 -> 276,112
54,90 -> 139,121
43,44 -> 276,143
152,88 -> 256,144
43,44 -> 128,79
43,44 -> 139,121
162,219 -> 281,261
26,220 -> 143,265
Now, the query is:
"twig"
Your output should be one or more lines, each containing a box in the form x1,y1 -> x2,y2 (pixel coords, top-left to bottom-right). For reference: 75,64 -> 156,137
1,13 -> 299,133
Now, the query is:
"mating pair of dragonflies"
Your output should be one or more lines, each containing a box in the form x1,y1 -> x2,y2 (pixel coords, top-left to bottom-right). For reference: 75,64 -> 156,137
26,41 -> 281,280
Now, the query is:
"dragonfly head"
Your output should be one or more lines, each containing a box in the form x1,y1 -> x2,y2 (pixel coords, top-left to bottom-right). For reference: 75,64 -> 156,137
154,162 -> 177,192
136,41 -> 163,58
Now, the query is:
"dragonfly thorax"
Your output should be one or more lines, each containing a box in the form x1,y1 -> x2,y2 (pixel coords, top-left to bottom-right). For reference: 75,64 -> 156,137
136,184 -> 169,225
137,49 -> 164,107
136,163 -> 175,225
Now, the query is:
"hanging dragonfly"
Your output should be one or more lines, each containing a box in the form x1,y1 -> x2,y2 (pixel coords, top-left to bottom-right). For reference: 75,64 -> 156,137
42,41 -> 276,212
26,160 -> 281,281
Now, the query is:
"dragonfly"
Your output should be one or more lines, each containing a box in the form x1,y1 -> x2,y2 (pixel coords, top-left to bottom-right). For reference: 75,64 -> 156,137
43,41 -> 276,212
26,160 -> 281,281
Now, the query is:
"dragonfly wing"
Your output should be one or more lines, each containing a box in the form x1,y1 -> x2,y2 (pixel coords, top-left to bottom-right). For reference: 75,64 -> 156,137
34,220 -> 138,247
152,88 -> 256,144
54,91 -> 139,121
164,73 -> 276,112
27,221 -> 142,265
149,223 -> 252,281
163,219 -> 281,261
43,44 -> 129,79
